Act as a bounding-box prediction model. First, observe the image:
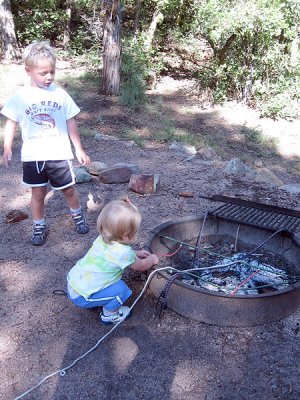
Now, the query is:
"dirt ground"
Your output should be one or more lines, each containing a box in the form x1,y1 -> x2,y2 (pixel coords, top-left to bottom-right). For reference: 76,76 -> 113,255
1,73 -> 300,400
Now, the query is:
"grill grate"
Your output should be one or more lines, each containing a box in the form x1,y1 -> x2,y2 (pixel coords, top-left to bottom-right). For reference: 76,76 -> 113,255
207,195 -> 300,234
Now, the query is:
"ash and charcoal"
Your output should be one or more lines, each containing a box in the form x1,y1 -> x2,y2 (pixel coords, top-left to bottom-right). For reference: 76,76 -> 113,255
160,236 -> 297,296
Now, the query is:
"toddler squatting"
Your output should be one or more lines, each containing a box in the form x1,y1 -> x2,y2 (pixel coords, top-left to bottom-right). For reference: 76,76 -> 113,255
67,199 -> 159,325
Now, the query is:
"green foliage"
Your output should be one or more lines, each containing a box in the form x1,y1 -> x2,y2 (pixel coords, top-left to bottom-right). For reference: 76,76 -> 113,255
12,0 -> 65,44
12,0 -> 102,53
120,34 -> 161,110
240,124 -> 264,144
8,0 -> 300,120
192,0 -> 300,119
119,128 -> 145,147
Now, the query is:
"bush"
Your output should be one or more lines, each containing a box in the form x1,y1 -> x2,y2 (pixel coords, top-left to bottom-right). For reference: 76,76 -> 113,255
120,34 -> 162,110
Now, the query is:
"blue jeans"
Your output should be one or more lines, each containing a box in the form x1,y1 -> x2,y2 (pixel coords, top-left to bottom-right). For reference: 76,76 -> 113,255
68,280 -> 132,312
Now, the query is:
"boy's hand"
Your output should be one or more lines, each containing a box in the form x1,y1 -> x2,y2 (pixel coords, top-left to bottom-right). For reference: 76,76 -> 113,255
2,119 -> 17,167
136,249 -> 151,259
76,149 -> 90,166
2,149 -> 12,167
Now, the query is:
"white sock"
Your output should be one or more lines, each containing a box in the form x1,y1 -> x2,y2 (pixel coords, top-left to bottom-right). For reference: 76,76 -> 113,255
70,207 -> 82,215
34,218 -> 45,226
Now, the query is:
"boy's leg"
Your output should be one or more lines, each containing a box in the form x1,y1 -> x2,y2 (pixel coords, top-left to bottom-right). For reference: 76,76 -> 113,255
44,159 -> 88,234
31,186 -> 48,220
30,186 -> 48,245
62,185 -> 89,234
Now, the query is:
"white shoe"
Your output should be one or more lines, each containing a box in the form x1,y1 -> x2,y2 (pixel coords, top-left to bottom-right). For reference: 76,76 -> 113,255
100,306 -> 131,325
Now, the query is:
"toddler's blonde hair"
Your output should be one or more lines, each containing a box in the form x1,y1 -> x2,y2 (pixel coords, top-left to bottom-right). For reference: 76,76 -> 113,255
97,199 -> 141,244
23,41 -> 56,68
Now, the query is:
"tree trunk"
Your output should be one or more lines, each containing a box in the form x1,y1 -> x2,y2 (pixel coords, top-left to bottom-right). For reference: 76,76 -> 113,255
134,0 -> 142,34
63,0 -> 73,48
0,0 -> 20,61
101,0 -> 122,95
291,27 -> 300,67
144,9 -> 164,51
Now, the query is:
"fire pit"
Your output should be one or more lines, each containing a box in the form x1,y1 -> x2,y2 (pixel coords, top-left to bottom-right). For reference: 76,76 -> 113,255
148,203 -> 300,327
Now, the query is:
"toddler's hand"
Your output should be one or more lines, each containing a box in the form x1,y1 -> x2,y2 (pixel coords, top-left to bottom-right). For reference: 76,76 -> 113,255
149,254 -> 159,266
136,249 -> 151,258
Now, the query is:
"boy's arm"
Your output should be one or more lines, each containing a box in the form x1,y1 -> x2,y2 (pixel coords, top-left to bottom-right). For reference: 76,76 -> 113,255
2,119 -> 17,167
129,253 -> 159,272
67,117 -> 90,166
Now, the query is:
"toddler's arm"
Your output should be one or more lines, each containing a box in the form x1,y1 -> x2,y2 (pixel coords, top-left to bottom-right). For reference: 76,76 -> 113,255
129,253 -> 159,272
2,119 -> 17,167
67,117 -> 90,166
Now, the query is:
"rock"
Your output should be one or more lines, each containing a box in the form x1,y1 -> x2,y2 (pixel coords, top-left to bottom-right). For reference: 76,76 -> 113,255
169,141 -> 197,159
124,140 -> 137,148
99,164 -> 140,184
87,161 -> 107,176
94,133 -> 120,141
197,147 -> 221,161
5,210 -> 28,223
179,191 -> 194,198
224,158 -> 254,176
129,174 -> 160,194
74,166 -> 93,183
278,183 -> 300,194
254,160 -> 263,168
254,168 -> 284,186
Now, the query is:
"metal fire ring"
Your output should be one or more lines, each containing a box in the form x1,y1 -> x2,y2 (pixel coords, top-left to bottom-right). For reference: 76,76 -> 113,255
147,215 -> 300,327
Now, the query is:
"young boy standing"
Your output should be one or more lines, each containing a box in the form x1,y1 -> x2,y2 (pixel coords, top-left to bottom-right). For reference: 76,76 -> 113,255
1,41 -> 90,245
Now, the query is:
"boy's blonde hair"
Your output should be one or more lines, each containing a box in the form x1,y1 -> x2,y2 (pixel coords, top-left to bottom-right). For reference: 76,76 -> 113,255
23,41 -> 56,68
97,199 -> 141,244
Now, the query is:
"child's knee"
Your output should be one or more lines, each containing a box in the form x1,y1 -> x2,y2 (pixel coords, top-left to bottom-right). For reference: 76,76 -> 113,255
31,187 -> 47,201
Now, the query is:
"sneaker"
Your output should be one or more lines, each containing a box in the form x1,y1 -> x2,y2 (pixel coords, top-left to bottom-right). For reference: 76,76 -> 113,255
100,306 -> 131,325
31,224 -> 47,246
72,211 -> 89,234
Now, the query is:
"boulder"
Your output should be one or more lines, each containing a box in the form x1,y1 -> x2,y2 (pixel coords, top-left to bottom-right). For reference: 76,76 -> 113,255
87,161 -> 107,176
129,174 -> 160,194
99,164 -> 140,184
74,166 -> 93,183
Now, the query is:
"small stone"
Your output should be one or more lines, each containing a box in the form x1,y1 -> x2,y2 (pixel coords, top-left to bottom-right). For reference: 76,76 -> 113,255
254,160 -> 263,168
179,191 -> 194,198
254,168 -> 283,186
224,158 -> 252,176
279,184 -> 300,194
197,147 -> 221,161
94,133 -> 120,141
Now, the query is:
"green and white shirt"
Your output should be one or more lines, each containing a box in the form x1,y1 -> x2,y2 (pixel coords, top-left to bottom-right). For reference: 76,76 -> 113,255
67,236 -> 136,300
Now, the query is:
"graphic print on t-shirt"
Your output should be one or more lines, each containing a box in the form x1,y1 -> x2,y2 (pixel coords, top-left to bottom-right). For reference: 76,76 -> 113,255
25,100 -> 62,133
31,113 -> 56,128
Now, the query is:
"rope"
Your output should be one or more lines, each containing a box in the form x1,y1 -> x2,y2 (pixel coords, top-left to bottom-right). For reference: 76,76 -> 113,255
14,229 -> 291,398
157,244 -> 182,258
14,266 -> 177,400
